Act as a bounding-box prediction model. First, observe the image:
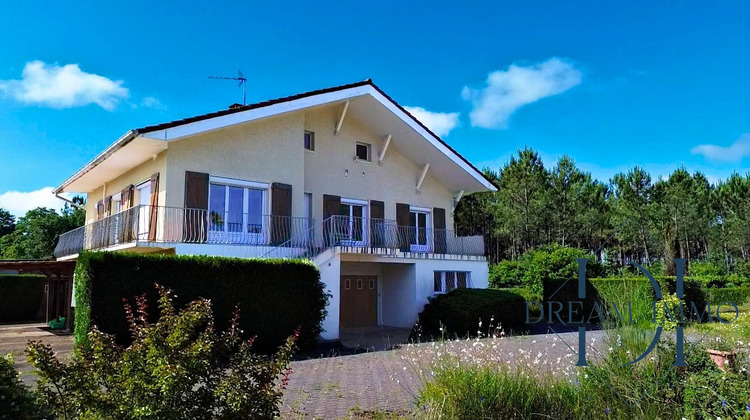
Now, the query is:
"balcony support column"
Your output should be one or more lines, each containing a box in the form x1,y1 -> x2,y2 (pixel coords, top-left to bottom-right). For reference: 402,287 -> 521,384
378,134 -> 392,165
416,163 -> 430,192
335,101 -> 349,135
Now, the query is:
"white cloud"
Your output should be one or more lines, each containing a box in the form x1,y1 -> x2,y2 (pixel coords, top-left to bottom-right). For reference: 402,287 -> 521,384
0,187 -> 72,217
141,96 -> 166,110
462,57 -> 582,129
691,133 -> 750,164
0,60 -> 129,110
403,106 -> 459,137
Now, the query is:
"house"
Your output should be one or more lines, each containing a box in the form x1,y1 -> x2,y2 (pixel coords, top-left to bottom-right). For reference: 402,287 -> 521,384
53,80 -> 497,341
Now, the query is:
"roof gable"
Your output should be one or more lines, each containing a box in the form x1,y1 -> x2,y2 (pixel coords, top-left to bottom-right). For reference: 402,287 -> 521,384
56,80 -> 497,193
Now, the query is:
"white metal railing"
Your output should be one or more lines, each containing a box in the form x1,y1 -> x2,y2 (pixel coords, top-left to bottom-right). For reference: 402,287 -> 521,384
261,215 -> 485,260
53,205 -> 313,257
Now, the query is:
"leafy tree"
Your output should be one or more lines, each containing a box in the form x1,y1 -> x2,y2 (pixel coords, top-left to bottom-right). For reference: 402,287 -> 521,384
27,284 -> 297,419
610,166 -> 655,264
497,147 -> 549,257
0,209 -> 15,239
0,197 -> 84,260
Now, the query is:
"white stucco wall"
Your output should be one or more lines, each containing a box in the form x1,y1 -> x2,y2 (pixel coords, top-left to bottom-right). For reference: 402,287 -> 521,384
84,152 -> 167,224
165,112 -> 306,218
303,107 -> 456,228
381,263 -> 417,327
317,251 -> 341,341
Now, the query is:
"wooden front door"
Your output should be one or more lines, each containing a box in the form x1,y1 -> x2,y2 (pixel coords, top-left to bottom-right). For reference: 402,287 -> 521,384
340,276 -> 377,328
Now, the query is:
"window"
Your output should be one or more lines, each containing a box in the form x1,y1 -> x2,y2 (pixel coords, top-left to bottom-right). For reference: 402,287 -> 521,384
355,142 -> 371,161
336,199 -> 367,244
208,178 -> 267,242
409,208 -> 430,252
434,271 -> 471,294
304,131 -> 315,151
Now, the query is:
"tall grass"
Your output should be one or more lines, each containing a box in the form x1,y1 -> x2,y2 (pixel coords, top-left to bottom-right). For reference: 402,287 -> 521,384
417,364 -> 577,419
415,325 -> 750,419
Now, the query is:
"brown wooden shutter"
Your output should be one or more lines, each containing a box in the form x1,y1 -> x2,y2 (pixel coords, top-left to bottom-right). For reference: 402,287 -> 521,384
396,203 -> 411,251
323,195 -> 341,245
119,185 -> 135,242
370,200 -> 385,248
323,195 -> 341,219
433,207 -> 447,254
121,185 -> 133,208
96,200 -> 104,220
104,196 -> 112,217
148,173 -> 160,241
271,183 -> 292,244
184,171 -> 209,242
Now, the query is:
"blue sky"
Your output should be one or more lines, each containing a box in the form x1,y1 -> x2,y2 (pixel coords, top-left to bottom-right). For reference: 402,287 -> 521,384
0,1 -> 748,215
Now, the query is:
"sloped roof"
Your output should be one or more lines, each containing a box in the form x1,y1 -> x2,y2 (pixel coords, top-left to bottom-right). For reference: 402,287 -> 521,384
55,80 -> 497,193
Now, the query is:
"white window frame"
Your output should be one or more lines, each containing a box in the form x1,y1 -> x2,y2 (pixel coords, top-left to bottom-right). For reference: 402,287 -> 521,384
355,142 -> 371,162
136,180 -> 151,240
304,130 -> 315,151
338,198 -> 368,246
433,271 -> 472,294
207,176 -> 269,244
409,206 -> 431,252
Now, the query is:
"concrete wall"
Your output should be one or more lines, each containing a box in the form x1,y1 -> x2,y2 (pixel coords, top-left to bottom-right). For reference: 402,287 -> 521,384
303,107 -> 455,228
381,263 -> 417,327
317,251 -> 341,341
414,259 -> 489,311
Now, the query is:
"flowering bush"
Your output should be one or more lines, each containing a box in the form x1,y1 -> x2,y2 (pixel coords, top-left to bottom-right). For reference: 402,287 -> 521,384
27,284 -> 297,419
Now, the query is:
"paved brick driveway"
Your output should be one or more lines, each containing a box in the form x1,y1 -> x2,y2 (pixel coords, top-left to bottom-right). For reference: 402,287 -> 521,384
1,323 -> 604,419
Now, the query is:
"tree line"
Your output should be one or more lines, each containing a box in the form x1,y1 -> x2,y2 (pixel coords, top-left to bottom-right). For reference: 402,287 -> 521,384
0,197 -> 85,260
455,147 -> 750,274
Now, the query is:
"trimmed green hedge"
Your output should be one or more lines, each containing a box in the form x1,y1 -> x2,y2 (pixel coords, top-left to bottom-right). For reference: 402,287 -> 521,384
415,288 -> 527,339
543,276 -> 708,326
74,252 -> 328,353
541,276 -> 750,327
0,274 -> 44,322
707,286 -> 750,306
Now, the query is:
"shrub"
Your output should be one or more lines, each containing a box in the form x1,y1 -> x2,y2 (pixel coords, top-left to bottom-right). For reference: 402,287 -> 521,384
653,293 -> 684,331
74,252 -> 327,353
28,285 -> 297,419
418,364 -> 577,419
493,245 -> 603,296
708,286 -> 750,307
488,260 -> 525,288
690,259 -> 728,277
683,366 -> 750,419
0,354 -> 44,420
0,275 -> 44,323
414,288 -> 526,339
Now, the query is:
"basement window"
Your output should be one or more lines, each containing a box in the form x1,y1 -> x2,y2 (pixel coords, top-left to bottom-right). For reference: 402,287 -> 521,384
355,142 -> 371,161
433,271 -> 471,294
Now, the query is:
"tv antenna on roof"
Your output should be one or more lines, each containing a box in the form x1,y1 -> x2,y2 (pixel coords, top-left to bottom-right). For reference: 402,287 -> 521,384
209,70 -> 247,105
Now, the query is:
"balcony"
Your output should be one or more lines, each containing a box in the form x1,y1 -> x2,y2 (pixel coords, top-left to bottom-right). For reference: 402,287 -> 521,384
261,215 -> 486,260
54,207 -> 486,261
53,205 -> 313,258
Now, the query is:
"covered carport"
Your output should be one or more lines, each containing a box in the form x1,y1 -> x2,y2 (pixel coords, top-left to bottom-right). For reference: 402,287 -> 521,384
0,260 -> 75,331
